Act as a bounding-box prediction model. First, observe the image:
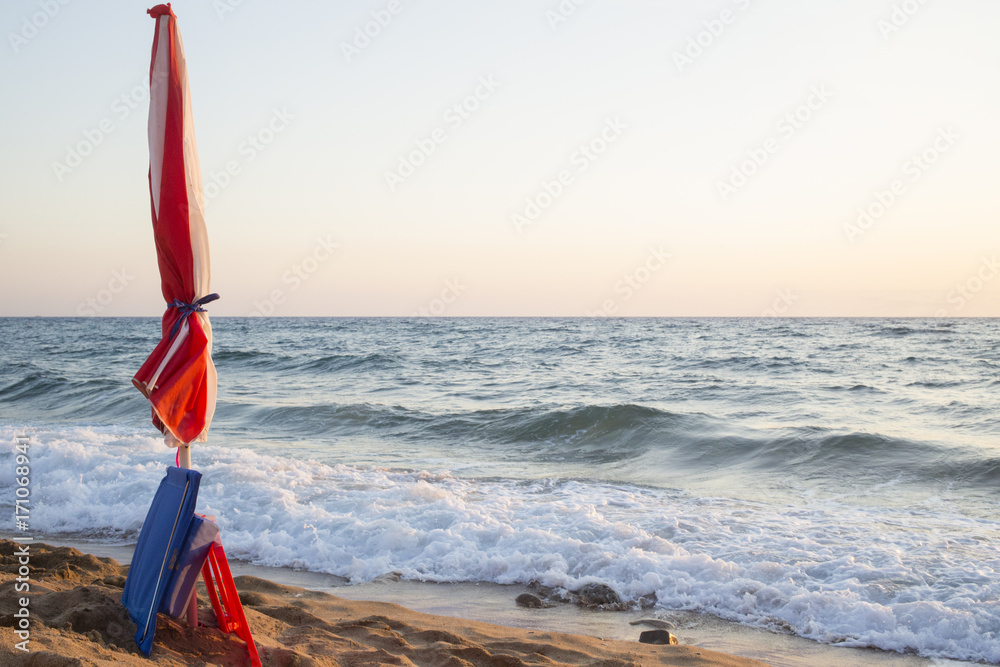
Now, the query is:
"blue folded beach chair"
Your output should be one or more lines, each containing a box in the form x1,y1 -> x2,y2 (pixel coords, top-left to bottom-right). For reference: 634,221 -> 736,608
121,466 -> 202,656
161,514 -> 220,618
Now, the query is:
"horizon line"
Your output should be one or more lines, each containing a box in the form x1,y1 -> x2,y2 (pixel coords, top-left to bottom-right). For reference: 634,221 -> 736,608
1,315 -> 996,320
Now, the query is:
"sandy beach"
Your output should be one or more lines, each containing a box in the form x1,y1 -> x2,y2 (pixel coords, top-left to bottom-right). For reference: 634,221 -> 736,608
1,540 -> 769,667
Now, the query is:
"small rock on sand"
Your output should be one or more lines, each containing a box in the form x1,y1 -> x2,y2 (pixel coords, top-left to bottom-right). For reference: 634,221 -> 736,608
639,629 -> 679,645
574,583 -> 622,607
516,593 -> 546,608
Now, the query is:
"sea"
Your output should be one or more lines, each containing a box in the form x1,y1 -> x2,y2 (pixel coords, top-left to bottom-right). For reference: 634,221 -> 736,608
1,317 -> 998,664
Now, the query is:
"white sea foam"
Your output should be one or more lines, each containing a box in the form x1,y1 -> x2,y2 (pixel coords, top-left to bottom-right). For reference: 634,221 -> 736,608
2,423 -> 998,663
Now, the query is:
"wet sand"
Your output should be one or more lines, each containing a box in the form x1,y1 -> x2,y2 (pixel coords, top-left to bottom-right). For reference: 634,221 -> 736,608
5,538 -> 970,667
0,539 -> 765,666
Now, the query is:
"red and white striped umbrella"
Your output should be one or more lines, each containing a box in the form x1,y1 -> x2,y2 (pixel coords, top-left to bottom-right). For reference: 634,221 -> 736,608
133,4 -> 218,450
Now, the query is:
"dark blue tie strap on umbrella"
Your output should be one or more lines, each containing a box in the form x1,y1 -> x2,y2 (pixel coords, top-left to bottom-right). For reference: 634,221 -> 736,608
168,293 -> 220,339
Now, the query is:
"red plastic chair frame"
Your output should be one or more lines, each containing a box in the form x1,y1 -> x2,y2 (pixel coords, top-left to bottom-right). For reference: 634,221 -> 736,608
200,541 -> 262,667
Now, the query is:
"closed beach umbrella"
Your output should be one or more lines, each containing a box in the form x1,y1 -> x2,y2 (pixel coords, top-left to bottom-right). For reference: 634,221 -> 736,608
132,3 -> 217,627
133,3 -> 218,453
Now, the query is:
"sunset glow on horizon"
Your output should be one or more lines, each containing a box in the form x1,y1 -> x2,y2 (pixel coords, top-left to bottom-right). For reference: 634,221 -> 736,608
2,0 -> 999,317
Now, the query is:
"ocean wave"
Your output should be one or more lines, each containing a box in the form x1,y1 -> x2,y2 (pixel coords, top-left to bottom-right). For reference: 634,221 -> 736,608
213,349 -> 400,374
0,372 -> 137,421
684,355 -> 760,369
220,402 -> 706,459
905,379 -> 966,389
213,348 -> 285,365
3,423 -> 998,664
707,430 -> 1000,487
168,400 -> 1000,489
823,384 -> 884,393
246,402 -> 417,437
0,372 -> 64,401
299,352 -> 400,373
4,363 -> 997,492
479,403 -> 690,443
878,325 -> 956,337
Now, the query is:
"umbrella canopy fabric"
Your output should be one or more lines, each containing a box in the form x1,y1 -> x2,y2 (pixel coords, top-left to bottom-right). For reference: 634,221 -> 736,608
133,3 -> 217,446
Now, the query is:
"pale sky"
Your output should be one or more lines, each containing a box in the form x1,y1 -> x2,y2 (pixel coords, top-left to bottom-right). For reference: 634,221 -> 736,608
2,0 -> 999,317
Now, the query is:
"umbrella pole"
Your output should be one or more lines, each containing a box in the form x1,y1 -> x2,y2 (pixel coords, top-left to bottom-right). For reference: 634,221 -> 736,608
177,444 -> 199,628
